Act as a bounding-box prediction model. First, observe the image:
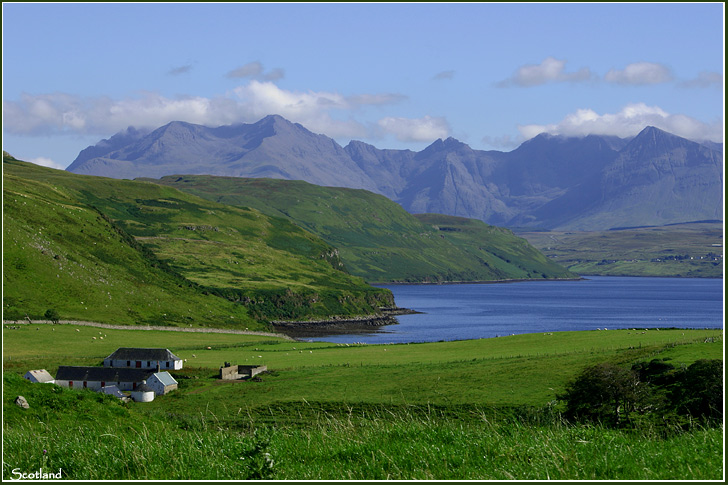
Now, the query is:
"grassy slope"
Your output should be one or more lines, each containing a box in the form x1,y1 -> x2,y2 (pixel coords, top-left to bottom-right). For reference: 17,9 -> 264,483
3,157 -> 392,326
4,323 -> 722,409
3,325 -> 723,479
150,175 -> 575,283
519,223 -> 723,277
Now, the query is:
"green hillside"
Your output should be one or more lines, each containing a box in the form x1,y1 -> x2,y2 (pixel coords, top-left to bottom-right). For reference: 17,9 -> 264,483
150,175 -> 576,283
519,223 -> 723,278
3,156 -> 393,327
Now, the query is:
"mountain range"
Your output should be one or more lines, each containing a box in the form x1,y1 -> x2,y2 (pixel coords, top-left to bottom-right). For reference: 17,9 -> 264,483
67,115 -> 724,231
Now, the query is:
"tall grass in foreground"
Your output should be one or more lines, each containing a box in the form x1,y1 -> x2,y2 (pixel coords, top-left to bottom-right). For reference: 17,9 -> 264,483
266,410 -> 723,480
4,409 -> 721,480
3,421 -> 274,480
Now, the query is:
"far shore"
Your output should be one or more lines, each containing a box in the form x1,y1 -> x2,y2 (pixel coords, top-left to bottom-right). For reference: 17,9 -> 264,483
374,276 -> 585,285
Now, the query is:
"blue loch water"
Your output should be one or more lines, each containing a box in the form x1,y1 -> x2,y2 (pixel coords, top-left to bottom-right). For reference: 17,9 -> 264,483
308,276 -> 723,344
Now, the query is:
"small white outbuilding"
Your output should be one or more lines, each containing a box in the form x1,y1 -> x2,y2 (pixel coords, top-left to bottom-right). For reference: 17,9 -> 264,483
146,371 -> 178,396
24,369 -> 55,384
130,383 -> 155,403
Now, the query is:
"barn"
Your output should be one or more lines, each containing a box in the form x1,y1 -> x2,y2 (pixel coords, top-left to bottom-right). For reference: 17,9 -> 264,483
103,348 -> 183,371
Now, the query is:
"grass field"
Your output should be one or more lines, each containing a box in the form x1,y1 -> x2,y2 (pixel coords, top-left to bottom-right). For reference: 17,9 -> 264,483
519,223 -> 723,278
3,324 -> 723,479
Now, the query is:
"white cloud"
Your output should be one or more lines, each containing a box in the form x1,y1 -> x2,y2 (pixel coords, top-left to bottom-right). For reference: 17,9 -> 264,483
604,62 -> 673,85
680,71 -> 723,89
498,57 -> 594,87
3,81 -> 407,142
377,115 -> 450,142
518,103 -> 723,143
28,156 -> 65,170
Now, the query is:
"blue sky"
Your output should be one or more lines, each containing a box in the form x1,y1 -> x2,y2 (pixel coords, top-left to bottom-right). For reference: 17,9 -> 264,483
2,2 -> 724,169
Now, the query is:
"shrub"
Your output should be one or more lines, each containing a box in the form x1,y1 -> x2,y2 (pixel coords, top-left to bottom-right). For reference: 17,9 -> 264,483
670,359 -> 723,424
44,309 -> 60,324
559,363 -> 648,427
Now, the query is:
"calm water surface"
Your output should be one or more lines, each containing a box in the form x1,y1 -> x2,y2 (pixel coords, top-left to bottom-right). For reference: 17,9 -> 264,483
308,277 -> 724,344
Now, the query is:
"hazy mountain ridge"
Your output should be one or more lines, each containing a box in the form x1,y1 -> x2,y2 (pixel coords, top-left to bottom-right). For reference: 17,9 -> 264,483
68,116 -> 723,230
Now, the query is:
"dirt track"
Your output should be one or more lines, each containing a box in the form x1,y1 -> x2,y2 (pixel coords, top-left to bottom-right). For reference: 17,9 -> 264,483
3,319 -> 294,340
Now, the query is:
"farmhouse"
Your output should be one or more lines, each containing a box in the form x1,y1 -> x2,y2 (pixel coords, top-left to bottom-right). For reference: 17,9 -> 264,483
54,366 -> 152,391
24,369 -> 55,384
104,348 -> 183,370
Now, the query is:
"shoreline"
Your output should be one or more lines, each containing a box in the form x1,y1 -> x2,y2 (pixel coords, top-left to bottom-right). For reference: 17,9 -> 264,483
374,276 -> 585,286
3,309 -> 418,341
270,307 -> 418,339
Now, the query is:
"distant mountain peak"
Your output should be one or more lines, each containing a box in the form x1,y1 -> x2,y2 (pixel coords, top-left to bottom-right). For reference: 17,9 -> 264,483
624,125 -> 694,154
67,115 -> 723,231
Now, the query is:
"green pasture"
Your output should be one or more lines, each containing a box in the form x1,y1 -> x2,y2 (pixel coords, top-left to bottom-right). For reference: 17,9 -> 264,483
4,324 -> 722,412
3,324 -> 724,480
520,223 -> 723,278
4,369 -> 722,480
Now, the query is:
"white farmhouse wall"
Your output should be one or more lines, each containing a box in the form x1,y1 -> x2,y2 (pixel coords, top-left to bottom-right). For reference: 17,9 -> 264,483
54,379 -> 140,391
104,358 -> 182,370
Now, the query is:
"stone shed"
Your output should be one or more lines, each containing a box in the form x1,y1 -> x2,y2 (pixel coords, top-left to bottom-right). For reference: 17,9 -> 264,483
219,363 -> 267,380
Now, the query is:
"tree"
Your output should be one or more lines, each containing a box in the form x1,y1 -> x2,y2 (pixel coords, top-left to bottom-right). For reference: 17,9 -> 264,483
670,359 -> 723,424
559,362 -> 648,427
44,308 -> 60,324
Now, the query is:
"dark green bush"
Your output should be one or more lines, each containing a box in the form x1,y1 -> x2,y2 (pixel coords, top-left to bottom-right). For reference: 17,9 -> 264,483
559,362 -> 649,427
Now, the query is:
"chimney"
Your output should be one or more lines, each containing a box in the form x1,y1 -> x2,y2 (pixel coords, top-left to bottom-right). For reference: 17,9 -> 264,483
156,362 -> 160,373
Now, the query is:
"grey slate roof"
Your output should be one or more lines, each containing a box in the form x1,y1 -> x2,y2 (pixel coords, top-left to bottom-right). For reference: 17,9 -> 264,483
105,348 -> 181,362
151,371 -> 177,386
55,366 -> 152,382
100,385 -> 125,398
